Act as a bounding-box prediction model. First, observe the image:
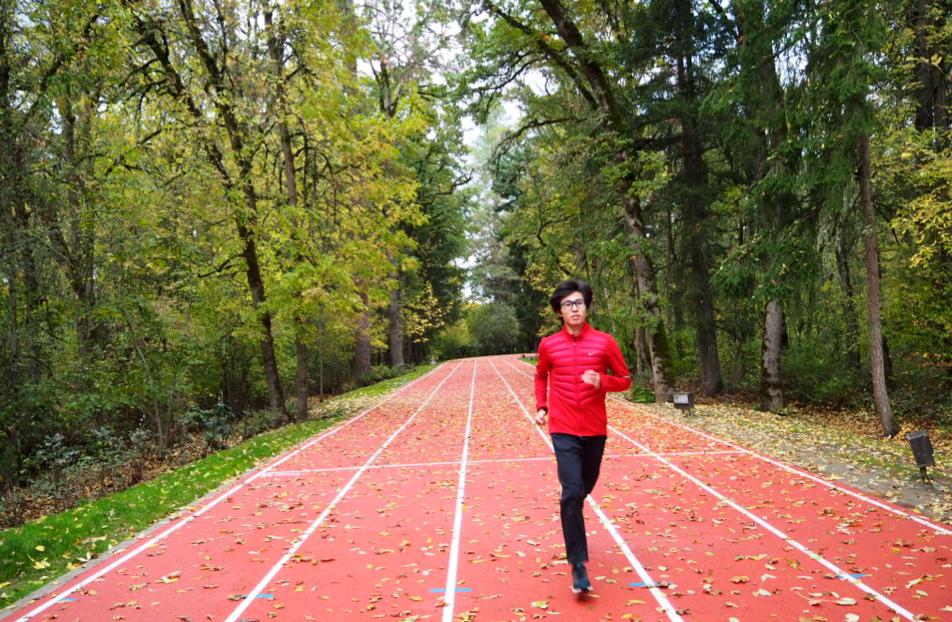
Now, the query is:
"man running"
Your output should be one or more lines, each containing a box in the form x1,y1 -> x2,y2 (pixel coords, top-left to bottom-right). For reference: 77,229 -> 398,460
534,279 -> 631,594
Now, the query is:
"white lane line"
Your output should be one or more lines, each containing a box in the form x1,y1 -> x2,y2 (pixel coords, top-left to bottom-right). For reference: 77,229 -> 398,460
609,395 -> 952,537
604,450 -> 743,458
506,358 -> 928,620
223,361 -> 466,622
511,358 -> 952,536
258,450 -> 746,476
13,362 -> 450,622
441,358 -> 478,621
609,426 -> 917,620
489,360 -> 685,622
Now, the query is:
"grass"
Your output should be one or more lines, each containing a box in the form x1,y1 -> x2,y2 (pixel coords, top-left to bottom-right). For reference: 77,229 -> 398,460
0,363 -> 436,610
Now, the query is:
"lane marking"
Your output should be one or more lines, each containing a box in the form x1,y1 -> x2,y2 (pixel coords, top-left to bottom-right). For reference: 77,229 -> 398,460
610,394 -> 952,536
511,358 -> 952,536
490,360 -> 685,622
257,450 -> 746,476
12,362 -> 450,622
224,361 -> 468,622
608,425 -> 917,621
502,358 -> 921,619
498,364 -> 915,620
431,587 -> 473,593
441,361 -> 477,621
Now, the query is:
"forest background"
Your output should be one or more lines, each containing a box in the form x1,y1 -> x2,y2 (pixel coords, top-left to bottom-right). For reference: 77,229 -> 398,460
1,0 -> 949,531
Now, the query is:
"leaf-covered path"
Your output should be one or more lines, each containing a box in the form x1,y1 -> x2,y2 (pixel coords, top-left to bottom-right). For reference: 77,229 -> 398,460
5,357 -> 950,622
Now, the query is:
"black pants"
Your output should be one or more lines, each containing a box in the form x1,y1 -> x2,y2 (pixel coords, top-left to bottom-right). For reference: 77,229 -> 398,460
551,433 -> 607,564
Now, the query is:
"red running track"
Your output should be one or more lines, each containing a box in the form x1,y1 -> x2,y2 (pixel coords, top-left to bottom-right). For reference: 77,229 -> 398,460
4,356 -> 950,622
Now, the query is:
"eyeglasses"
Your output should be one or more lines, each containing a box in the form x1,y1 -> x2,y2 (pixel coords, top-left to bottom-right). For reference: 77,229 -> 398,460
560,299 -> 586,310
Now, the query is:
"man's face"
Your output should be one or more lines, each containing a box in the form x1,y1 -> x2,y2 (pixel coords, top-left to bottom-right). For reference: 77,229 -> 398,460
558,291 -> 587,328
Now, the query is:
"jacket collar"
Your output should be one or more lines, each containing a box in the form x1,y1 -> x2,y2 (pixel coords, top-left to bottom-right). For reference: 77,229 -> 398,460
561,322 -> 591,341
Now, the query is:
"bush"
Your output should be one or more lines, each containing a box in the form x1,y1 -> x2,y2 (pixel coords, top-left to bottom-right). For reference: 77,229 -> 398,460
468,303 -> 520,355
90,426 -> 124,493
783,337 -> 856,404
364,364 -> 406,385
629,384 -> 655,403
24,434 -> 86,509
185,402 -> 236,454
433,319 -> 473,360
238,408 -> 282,441
126,427 -> 154,485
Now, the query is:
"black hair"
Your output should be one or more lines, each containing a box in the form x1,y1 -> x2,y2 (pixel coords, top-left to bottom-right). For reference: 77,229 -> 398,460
549,279 -> 594,314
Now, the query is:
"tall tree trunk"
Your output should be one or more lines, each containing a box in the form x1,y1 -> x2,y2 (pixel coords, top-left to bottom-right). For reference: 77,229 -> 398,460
674,0 -> 722,396
266,6 -> 307,422
373,52 -> 408,370
388,284 -> 404,367
910,0 -> 949,133
761,298 -> 785,412
172,0 -> 288,420
734,0 -> 797,409
2,33 -> 40,384
295,336 -> 309,418
857,133 -> 898,436
634,325 -> 651,385
680,116 -> 722,396
622,193 -> 674,401
237,215 -> 287,418
664,206 -> 681,337
59,91 -> 99,363
355,292 -> 372,381
508,0 -> 673,400
834,228 -> 862,376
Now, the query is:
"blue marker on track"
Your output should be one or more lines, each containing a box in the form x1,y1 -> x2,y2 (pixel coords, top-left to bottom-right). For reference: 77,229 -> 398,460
430,587 -> 473,593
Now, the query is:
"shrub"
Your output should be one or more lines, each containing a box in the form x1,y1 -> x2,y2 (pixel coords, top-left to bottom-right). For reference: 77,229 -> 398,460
629,384 -> 655,403
433,319 -> 473,360
238,408 -> 281,441
467,303 -> 519,355
185,402 -> 236,454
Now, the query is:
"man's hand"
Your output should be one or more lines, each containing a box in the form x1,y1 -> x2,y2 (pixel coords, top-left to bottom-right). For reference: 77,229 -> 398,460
535,409 -> 547,425
581,370 -> 601,389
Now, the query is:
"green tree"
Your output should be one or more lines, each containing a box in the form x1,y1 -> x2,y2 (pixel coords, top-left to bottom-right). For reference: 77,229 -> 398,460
467,302 -> 520,355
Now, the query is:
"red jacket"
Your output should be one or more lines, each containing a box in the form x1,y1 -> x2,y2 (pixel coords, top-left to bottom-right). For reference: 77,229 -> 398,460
534,323 -> 631,436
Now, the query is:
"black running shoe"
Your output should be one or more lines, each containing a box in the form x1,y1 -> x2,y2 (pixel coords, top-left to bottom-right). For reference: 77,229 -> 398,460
571,562 -> 592,593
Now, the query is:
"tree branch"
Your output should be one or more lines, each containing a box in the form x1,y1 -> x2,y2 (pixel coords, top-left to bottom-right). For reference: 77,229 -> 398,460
482,0 -> 599,110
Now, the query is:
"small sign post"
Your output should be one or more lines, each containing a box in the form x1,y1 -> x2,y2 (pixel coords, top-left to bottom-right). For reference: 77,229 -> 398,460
672,392 -> 695,416
907,430 -> 936,483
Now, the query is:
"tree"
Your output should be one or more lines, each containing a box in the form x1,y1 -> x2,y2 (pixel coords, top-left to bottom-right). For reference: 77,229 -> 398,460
123,0 -> 288,419
805,0 -> 899,435
468,302 -> 520,355
460,0 -> 675,399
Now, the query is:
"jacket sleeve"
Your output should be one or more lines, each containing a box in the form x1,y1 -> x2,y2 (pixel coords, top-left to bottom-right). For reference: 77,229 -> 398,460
600,336 -> 631,393
535,340 -> 550,412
